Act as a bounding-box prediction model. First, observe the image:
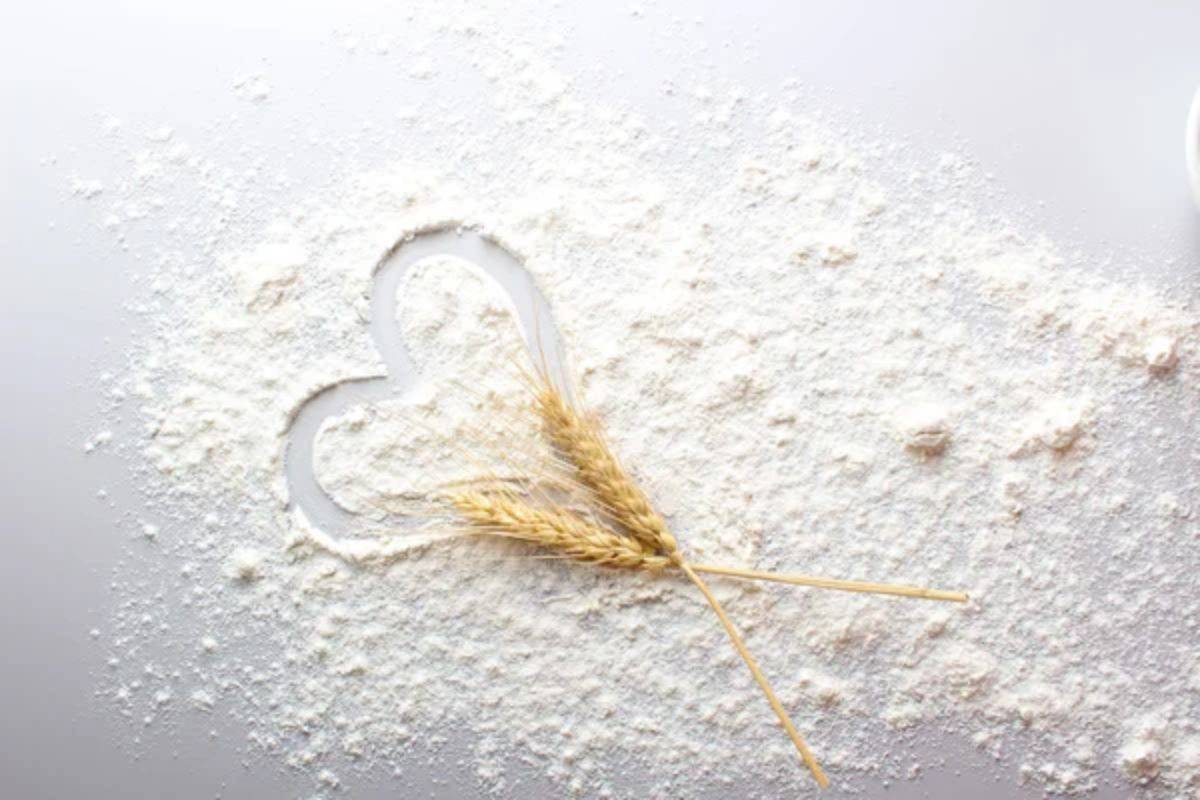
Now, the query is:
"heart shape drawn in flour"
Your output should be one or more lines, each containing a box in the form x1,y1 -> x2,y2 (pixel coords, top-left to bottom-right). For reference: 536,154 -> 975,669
284,225 -> 569,563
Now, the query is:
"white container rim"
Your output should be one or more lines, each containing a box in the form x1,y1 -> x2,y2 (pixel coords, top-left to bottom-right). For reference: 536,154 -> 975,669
1189,88 -> 1200,209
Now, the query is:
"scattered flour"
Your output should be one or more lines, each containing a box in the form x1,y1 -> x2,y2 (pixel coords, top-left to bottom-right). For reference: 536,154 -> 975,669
83,429 -> 113,452
70,178 -> 104,199
189,689 -> 215,711
227,547 -> 264,582
1014,397 -> 1092,455
893,402 -> 952,457
72,7 -> 1200,799
1120,716 -> 1169,785
1145,335 -> 1180,373
232,73 -> 272,103
227,239 -> 307,312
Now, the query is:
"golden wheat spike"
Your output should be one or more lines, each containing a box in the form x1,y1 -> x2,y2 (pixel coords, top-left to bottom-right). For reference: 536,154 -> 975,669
449,490 -> 670,570
533,383 -> 679,555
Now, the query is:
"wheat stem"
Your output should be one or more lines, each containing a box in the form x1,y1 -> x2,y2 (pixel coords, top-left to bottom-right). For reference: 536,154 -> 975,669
690,563 -> 968,603
677,559 -> 830,788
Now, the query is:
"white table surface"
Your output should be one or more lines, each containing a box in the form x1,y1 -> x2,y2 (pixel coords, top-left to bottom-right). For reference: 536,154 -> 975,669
2,1 -> 1197,797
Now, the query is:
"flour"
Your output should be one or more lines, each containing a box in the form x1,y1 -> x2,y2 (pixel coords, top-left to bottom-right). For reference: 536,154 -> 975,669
227,240 -> 306,312
232,74 -> 272,104
227,547 -> 265,582
70,178 -> 104,199
83,429 -> 113,452
893,402 -> 952,456
1121,716 -> 1171,785
73,8 -> 1200,799
1014,398 -> 1091,455
1145,335 -> 1180,373
189,688 -> 215,711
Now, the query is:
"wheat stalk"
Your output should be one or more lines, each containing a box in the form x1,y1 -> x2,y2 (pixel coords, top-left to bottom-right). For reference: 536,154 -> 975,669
467,369 -> 835,785
444,370 -> 967,791
529,380 -> 832,782
688,563 -> 969,603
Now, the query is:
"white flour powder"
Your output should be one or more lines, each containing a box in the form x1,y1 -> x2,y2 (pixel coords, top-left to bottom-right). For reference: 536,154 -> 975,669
73,9 -> 1200,799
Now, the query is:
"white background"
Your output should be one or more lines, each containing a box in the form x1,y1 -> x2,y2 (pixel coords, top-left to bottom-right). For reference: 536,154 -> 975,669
1,1 -> 1197,797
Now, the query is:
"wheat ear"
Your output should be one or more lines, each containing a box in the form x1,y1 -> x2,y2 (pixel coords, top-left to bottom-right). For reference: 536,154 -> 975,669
449,490 -> 671,570
534,384 -> 679,555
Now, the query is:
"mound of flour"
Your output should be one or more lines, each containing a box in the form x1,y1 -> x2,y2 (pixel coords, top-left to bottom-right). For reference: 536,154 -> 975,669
75,12 -> 1200,799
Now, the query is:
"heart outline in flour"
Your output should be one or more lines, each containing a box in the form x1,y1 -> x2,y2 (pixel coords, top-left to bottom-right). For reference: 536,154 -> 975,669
283,224 -> 569,558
